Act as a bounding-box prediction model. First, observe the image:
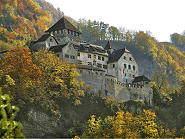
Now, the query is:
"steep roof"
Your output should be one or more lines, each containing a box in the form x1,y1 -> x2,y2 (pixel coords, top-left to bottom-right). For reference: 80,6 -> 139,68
132,75 -> 150,83
108,48 -> 130,63
104,41 -> 114,50
45,16 -> 82,34
49,44 -> 67,53
31,34 -> 58,45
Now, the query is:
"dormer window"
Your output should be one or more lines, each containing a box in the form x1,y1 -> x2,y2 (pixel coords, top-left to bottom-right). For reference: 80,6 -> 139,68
129,57 -> 132,61
50,38 -> 53,42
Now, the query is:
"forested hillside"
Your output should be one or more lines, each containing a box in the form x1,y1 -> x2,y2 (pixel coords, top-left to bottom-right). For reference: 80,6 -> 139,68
0,0 -> 63,52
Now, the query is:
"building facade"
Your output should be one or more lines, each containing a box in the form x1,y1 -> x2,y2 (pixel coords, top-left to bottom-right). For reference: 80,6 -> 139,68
30,16 -> 153,105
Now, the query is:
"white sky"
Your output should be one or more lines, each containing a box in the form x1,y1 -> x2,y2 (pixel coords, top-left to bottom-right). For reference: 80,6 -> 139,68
45,0 -> 185,42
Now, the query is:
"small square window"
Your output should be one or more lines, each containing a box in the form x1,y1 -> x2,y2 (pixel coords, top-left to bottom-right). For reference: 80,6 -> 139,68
88,54 -> 91,58
65,54 -> 69,58
70,56 -> 75,59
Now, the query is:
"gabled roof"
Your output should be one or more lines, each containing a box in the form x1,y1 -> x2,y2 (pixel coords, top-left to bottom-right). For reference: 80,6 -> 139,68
132,75 -> 150,83
104,41 -> 114,50
45,16 -> 82,34
108,48 -> 130,63
31,34 -> 58,45
49,44 -> 67,53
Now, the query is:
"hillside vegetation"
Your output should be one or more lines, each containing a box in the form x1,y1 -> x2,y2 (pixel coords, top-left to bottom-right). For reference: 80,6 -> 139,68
0,0 -> 185,138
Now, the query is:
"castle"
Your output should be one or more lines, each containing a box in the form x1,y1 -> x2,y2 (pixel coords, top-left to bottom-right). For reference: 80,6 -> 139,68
30,16 -> 153,105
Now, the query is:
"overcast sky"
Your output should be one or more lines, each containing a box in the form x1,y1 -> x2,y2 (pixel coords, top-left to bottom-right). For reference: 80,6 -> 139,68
45,0 -> 185,42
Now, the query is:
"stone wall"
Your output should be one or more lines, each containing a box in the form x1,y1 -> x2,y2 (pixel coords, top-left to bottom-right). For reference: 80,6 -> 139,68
105,74 -> 152,105
77,68 -> 106,95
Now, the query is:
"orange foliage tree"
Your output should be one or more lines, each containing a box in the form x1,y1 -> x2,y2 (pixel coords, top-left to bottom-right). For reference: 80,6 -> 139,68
0,47 -> 43,88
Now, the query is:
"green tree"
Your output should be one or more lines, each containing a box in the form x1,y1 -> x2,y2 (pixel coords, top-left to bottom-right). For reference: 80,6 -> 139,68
0,88 -> 25,138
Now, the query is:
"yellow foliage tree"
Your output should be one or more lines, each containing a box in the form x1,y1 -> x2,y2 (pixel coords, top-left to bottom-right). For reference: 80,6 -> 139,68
82,110 -> 175,138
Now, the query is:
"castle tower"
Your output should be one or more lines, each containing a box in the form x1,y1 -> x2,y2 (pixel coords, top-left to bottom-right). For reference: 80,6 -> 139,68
104,41 -> 115,54
45,16 -> 82,44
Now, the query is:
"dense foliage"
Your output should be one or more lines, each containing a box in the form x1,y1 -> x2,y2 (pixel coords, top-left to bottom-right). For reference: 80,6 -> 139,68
0,88 -> 24,138
82,110 -> 175,138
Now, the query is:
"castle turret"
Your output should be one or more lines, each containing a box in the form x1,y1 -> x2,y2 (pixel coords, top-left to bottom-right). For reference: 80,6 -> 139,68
104,41 -> 114,54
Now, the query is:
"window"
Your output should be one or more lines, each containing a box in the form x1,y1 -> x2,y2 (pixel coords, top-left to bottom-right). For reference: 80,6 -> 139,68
125,73 -> 127,77
79,70 -> 83,73
145,82 -> 148,84
97,63 -> 102,68
98,56 -> 101,60
88,62 -> 92,65
78,52 -> 80,56
124,64 -> 127,69
124,56 -> 126,60
94,55 -> 96,59
78,60 -> 82,64
65,54 -> 69,58
128,65 -> 131,69
133,75 -> 135,78
113,64 -> 115,68
88,54 -> 91,58
129,57 -> 132,61
56,54 -> 60,57
50,38 -> 53,42
133,65 -> 135,71
102,57 -> 104,61
103,65 -> 107,69
70,56 -> 75,59
100,73 -> 102,76
96,72 -> 98,75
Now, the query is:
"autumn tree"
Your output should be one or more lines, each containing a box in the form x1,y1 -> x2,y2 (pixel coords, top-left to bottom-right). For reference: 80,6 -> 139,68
82,110 -> 175,138
0,47 -> 43,106
31,50 -> 84,114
